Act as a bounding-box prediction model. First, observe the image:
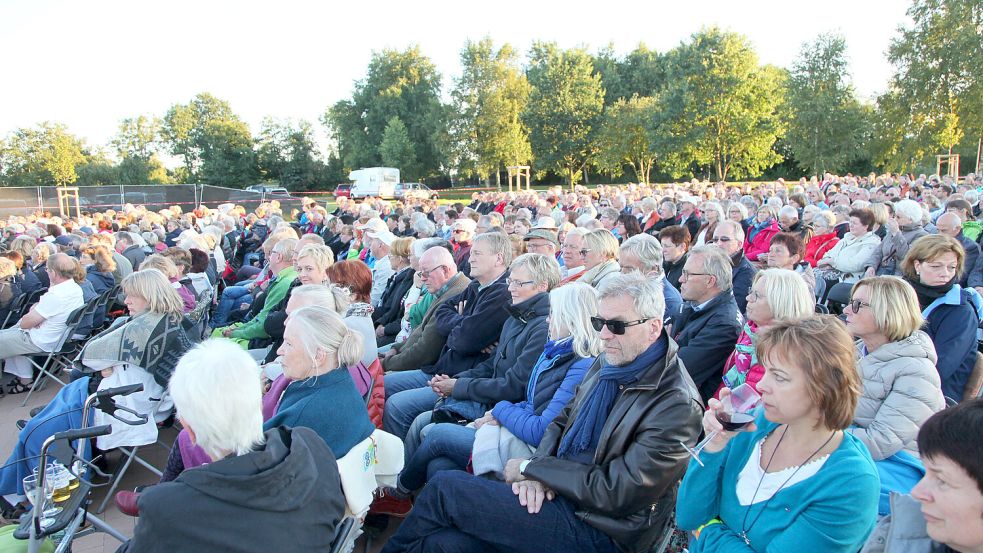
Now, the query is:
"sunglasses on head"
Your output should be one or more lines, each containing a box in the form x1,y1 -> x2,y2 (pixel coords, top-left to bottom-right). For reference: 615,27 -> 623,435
590,316 -> 651,335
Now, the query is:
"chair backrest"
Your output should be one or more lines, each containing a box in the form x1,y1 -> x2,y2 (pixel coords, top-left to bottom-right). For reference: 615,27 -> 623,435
335,429 -> 404,519
814,303 -> 830,314
964,352 -> 983,401
825,281 -> 853,306
54,304 -> 91,350
1,293 -> 28,328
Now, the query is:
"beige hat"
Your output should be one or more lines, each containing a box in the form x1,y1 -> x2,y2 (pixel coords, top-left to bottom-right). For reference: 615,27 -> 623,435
523,229 -> 559,246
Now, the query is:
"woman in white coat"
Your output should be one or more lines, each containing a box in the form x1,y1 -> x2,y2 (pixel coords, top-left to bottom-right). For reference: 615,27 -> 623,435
816,207 -> 882,283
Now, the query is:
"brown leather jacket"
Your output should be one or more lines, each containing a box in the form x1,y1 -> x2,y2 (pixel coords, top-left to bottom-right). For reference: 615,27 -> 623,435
523,338 -> 703,553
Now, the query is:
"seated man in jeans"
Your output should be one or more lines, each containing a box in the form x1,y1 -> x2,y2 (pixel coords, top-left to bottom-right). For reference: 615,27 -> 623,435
382,233 -> 512,443
381,273 -> 704,553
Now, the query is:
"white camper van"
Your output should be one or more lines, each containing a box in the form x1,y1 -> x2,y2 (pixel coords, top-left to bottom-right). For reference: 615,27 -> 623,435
348,167 -> 400,199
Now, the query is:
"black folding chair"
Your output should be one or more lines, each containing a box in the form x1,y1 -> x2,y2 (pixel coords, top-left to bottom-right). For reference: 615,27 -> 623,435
20,303 -> 90,407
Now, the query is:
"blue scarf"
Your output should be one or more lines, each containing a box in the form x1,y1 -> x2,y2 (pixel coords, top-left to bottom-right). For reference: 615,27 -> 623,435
747,217 -> 773,243
557,336 -> 668,459
526,337 -> 575,400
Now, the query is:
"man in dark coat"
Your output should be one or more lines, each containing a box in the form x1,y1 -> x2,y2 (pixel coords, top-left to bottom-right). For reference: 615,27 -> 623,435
673,246 -> 744,403
115,231 -> 146,271
711,220 -> 757,313
379,273 -> 703,553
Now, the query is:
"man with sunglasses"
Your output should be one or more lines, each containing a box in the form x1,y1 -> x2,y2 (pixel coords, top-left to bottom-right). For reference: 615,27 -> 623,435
380,273 -> 703,553
671,245 -> 743,403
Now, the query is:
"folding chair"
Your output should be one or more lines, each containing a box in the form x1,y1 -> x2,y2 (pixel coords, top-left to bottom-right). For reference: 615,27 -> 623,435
1,292 -> 28,329
2,288 -> 44,329
20,303 -> 90,407
95,391 -> 176,514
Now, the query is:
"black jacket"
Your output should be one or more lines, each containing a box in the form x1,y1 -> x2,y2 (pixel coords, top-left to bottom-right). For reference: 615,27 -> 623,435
372,267 -> 416,335
119,426 -> 345,553
425,271 -> 511,377
730,251 -> 757,314
450,292 -> 551,406
121,245 -> 146,272
672,291 -> 743,403
523,338 -> 703,553
663,253 -> 687,292
955,231 -> 980,287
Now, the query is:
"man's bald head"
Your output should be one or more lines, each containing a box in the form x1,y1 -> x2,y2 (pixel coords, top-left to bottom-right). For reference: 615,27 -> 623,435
936,212 -> 963,238
419,246 -> 458,293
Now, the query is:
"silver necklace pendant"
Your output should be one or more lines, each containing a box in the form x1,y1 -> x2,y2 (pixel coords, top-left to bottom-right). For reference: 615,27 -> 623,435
741,531 -> 750,545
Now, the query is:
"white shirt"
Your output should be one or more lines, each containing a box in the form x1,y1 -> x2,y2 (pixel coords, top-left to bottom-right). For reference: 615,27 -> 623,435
29,279 -> 84,350
736,437 -> 830,505
370,255 -> 394,307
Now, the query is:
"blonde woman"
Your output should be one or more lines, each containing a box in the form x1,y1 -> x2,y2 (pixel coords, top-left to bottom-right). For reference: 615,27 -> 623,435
140,254 -> 195,312
295,244 -> 335,285
713,268 -> 815,399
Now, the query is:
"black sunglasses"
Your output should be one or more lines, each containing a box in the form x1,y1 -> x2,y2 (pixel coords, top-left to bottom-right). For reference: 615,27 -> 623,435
590,316 -> 651,335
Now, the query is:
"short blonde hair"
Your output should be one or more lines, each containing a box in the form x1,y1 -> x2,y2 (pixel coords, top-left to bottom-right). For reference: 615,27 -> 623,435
584,229 -> 620,260
901,234 -> 966,280
851,276 -> 924,342
751,269 -> 814,324
122,269 -> 185,318
0,257 -> 16,280
296,244 -> 334,277
757,316 -> 861,430
140,254 -> 179,280
391,237 -> 415,259
510,253 -> 561,291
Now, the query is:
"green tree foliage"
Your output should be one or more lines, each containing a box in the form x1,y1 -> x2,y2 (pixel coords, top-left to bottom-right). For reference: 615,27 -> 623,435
0,122 -> 87,186
379,117 -> 419,178
112,115 -> 170,185
162,92 -> 256,185
324,46 -> 447,178
449,38 -> 532,185
873,0 -> 983,172
785,33 -> 868,176
663,27 -> 787,181
256,118 -> 325,189
596,96 -> 663,183
524,43 -> 605,186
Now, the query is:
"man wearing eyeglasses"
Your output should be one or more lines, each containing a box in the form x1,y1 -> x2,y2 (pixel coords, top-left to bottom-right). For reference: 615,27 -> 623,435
671,245 -> 743,403
709,220 -> 757,314
380,273 -> 702,553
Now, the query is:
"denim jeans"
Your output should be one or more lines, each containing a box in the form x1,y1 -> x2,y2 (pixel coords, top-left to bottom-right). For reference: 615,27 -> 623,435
399,423 -> 476,492
212,285 -> 252,327
379,470 -> 618,553
383,370 -> 436,440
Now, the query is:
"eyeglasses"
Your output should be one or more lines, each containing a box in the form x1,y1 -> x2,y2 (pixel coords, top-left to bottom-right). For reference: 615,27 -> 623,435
590,316 -> 651,335
418,265 -> 446,279
747,290 -> 763,302
680,269 -> 711,279
506,278 -> 535,288
847,298 -> 870,313
708,236 -> 734,243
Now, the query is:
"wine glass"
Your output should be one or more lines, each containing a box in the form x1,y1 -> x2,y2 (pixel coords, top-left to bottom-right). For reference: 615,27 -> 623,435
22,474 -> 54,528
681,383 -> 762,467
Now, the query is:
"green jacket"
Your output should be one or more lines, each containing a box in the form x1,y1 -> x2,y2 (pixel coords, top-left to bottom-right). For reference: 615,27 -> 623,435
962,220 -> 982,242
231,266 -> 297,341
408,288 -> 434,329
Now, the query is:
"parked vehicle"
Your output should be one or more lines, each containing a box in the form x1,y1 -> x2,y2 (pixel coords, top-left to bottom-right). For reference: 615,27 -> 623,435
246,184 -> 290,196
395,182 -> 439,200
334,184 -> 352,199
348,167 -> 400,199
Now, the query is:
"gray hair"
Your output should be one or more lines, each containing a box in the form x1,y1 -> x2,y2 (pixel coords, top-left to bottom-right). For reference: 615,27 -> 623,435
473,231 -> 514,266
778,205 -> 799,220
412,237 -> 446,257
290,283 -> 350,315
413,219 -> 436,237
688,245 -> 734,292
620,233 -> 664,276
169,339 -> 265,460
548,282 -> 602,358
894,199 -> 923,223
510,253 -> 561,290
289,305 -> 364,369
717,220 -> 745,242
702,201 -> 725,223
660,201 -> 677,216
727,202 -> 748,219
597,272 -> 665,322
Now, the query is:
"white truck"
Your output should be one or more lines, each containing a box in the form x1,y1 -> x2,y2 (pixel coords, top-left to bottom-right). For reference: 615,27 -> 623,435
348,167 -> 400,199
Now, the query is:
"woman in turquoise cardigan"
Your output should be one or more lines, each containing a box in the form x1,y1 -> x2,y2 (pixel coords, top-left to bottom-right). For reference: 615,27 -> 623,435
677,316 -> 880,552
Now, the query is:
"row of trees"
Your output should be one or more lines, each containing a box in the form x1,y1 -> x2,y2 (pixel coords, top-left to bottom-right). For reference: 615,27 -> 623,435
1,0 -> 979,189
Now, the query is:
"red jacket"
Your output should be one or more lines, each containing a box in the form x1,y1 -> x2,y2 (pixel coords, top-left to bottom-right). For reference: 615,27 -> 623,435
743,220 -> 781,262
804,232 -> 840,267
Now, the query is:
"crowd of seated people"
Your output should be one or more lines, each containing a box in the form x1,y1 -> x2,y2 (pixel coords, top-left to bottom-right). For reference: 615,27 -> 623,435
0,172 -> 981,552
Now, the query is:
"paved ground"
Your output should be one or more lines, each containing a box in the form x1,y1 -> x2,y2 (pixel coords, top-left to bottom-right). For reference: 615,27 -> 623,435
0,380 -> 397,552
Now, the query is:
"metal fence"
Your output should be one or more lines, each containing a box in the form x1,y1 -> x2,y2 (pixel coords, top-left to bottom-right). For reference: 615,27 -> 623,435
0,185 -> 303,218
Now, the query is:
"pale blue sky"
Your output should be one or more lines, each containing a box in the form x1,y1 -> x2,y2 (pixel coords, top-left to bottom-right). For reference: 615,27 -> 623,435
0,0 -> 911,159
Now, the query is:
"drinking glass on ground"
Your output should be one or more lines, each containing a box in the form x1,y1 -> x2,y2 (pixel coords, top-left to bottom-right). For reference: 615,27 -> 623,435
681,383 -> 762,467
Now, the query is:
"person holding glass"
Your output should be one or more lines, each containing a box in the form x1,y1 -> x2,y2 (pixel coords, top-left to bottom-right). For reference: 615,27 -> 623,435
677,316 -> 880,552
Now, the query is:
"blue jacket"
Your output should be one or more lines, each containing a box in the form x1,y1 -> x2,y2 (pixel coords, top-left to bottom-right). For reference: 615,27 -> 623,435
264,368 -> 375,459
451,292 -> 550,405
663,278 -> 683,323
677,411 -> 880,553
922,284 -> 983,401
492,348 -> 592,446
425,271 -> 511,377
86,268 -> 115,295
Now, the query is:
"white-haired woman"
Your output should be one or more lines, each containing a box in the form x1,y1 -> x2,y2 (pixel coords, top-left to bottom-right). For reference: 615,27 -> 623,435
862,199 -> 929,278
712,268 -> 815,398
119,339 -> 348,552
695,201 -> 725,247
0,270 -> 196,514
376,283 -> 601,512
578,229 -> 621,288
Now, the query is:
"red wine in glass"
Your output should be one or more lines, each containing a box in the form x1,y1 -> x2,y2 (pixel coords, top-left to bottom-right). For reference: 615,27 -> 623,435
716,412 -> 756,431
